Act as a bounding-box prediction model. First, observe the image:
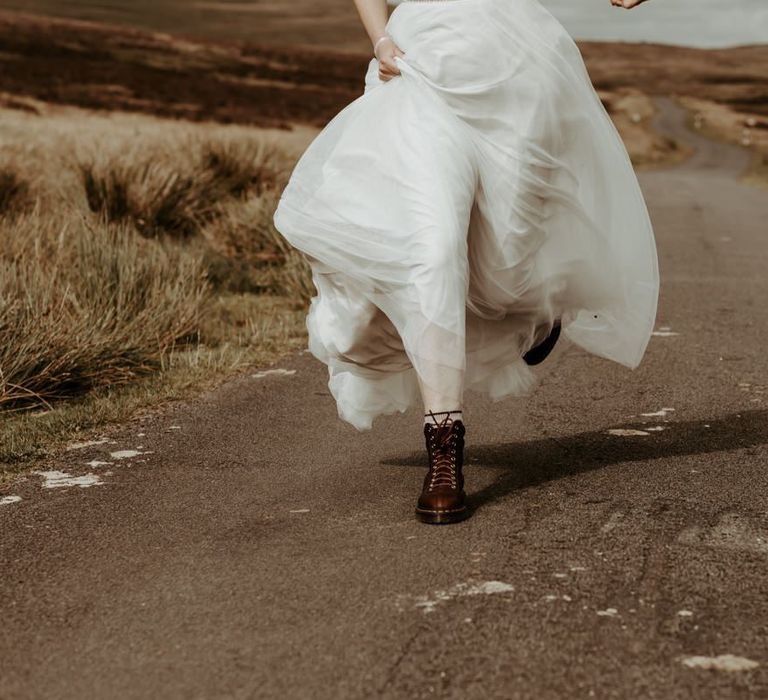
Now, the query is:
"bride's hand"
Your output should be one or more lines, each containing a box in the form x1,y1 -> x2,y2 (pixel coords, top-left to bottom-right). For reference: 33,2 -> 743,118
610,0 -> 650,7
375,37 -> 405,82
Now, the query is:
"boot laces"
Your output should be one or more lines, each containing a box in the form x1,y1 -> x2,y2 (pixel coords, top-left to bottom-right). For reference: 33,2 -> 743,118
425,411 -> 460,490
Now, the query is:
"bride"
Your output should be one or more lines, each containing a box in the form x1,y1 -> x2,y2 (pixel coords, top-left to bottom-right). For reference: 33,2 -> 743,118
273,0 -> 657,524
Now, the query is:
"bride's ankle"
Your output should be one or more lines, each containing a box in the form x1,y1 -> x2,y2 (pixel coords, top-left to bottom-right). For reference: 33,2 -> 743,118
423,409 -> 463,426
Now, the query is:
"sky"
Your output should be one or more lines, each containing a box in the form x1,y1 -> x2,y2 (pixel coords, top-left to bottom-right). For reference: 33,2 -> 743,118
539,0 -> 768,48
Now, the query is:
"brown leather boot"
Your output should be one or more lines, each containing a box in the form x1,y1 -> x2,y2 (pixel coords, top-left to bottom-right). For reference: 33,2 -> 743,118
415,418 -> 470,524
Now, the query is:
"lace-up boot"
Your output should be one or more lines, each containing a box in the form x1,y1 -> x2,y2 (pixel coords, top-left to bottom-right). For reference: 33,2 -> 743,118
416,417 -> 469,524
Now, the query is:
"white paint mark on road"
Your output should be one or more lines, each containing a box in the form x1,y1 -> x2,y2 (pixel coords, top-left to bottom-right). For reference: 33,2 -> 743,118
597,608 -> 619,617
35,470 -> 103,489
678,610 -> 694,617
553,573 -> 567,578
570,566 -> 587,572
681,655 -> 759,672
66,437 -> 110,451
289,508 -> 310,513
413,580 -> 515,613
167,425 -> 182,430
607,429 -> 650,436
86,460 -> 111,468
1,495 -> 22,505
137,432 -> 146,437
645,426 -> 667,432
640,407 -> 676,418
109,449 -> 151,460
252,369 -> 297,379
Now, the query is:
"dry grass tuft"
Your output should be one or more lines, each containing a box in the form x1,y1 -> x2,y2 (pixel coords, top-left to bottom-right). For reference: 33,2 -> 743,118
78,135 -> 296,239
0,167 -> 31,218
199,192 -> 313,303
201,140 -> 291,199
80,159 -> 219,238
0,214 -> 211,410
0,107 -> 315,474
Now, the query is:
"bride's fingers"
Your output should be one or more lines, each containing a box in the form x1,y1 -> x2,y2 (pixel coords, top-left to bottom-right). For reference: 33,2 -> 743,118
378,65 -> 399,81
380,57 -> 401,75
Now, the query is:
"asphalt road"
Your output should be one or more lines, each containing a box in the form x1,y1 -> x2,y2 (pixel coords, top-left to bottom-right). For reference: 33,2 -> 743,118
2,99 -> 767,700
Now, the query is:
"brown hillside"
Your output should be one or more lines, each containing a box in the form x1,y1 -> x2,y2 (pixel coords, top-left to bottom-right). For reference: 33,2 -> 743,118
0,11 -> 766,129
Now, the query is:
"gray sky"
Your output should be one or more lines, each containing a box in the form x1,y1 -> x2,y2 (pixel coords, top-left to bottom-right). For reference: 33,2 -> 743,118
539,0 -> 768,47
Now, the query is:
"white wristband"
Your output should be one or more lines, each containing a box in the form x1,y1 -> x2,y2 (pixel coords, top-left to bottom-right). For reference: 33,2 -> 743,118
373,35 -> 390,58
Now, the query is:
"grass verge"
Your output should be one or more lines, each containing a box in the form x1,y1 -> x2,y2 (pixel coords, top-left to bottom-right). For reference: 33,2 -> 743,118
0,106 -> 314,483
0,294 -> 306,483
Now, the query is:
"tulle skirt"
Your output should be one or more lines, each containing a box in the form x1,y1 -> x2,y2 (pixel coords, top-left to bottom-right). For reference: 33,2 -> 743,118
273,0 -> 659,430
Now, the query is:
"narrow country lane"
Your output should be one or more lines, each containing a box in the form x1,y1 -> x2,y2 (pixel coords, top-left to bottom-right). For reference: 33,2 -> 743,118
1,99 -> 767,700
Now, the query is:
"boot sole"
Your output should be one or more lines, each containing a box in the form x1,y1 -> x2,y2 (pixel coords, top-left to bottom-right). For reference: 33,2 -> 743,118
415,506 -> 471,525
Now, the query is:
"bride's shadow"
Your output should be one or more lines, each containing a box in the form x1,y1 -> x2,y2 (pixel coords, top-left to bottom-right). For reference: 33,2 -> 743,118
381,409 -> 768,509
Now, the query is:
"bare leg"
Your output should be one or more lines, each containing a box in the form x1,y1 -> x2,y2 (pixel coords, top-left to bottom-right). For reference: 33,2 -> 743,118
414,320 -> 466,423
417,371 -> 463,416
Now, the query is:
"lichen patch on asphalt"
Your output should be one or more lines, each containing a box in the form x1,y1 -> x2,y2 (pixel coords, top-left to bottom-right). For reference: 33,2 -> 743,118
34,470 -> 103,489
640,407 -> 676,418
109,449 -> 151,460
681,655 -> 760,672
252,368 -> 297,379
652,327 -> 680,337
66,438 -> 113,451
678,513 -> 768,555
410,580 -> 515,614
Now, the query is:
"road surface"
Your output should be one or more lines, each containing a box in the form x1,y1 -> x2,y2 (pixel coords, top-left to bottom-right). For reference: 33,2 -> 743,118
1,99 -> 767,699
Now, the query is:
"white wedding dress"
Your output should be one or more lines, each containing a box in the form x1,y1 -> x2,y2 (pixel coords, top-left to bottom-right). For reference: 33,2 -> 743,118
273,0 -> 659,430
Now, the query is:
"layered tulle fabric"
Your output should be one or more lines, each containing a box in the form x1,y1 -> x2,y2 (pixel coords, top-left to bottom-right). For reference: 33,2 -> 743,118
273,0 -> 659,430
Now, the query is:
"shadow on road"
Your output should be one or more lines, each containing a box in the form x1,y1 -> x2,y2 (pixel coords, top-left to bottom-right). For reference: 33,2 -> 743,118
382,409 -> 768,508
